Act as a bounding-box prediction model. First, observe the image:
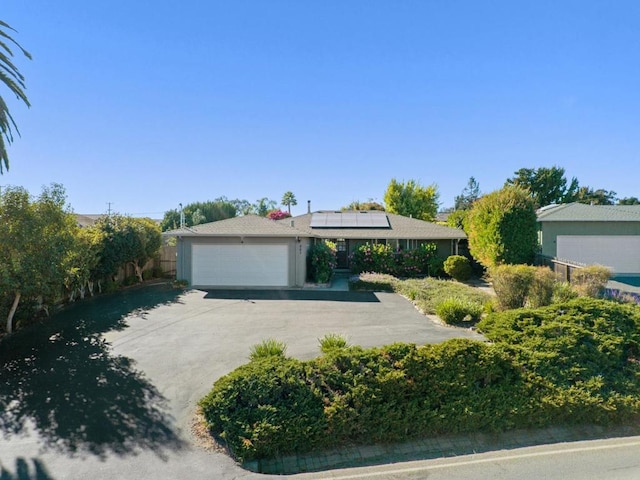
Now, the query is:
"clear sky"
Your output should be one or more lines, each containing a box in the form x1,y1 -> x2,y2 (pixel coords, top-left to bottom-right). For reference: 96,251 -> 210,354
2,1 -> 639,217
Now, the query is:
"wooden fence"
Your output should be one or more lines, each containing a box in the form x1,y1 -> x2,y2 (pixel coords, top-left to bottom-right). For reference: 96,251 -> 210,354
157,245 -> 177,277
536,255 -> 586,282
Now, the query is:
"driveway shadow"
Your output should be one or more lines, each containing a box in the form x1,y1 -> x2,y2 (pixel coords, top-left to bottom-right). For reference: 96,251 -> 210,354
0,283 -> 187,458
203,289 -> 380,302
0,458 -> 54,480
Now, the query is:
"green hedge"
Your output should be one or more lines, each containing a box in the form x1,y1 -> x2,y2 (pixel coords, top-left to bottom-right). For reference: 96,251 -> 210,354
199,299 -> 640,462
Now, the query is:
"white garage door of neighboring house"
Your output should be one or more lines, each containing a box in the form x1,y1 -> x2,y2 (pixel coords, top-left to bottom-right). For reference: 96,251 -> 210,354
192,244 -> 289,287
557,235 -> 640,274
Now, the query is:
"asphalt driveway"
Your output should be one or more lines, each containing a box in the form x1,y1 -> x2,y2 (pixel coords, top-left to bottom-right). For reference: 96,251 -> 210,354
0,283 -> 483,480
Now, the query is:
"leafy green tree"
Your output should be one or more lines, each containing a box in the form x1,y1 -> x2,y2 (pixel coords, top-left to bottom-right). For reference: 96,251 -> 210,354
191,208 -> 206,226
94,215 -> 161,284
618,197 -> 640,205
0,20 -> 31,173
383,178 -> 439,221
161,198 -> 237,231
446,209 -> 468,231
505,166 -> 579,208
341,200 -> 385,211
252,198 -> 277,217
466,186 -> 538,267
281,191 -> 297,214
0,184 -> 77,333
575,187 -> 617,205
65,226 -> 102,300
454,177 -> 481,210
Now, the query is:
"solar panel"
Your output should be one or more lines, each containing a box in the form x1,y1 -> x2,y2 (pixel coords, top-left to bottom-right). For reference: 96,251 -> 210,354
310,212 -> 390,228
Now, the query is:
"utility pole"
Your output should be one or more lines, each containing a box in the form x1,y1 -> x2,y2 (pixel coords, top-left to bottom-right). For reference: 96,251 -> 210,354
106,202 -> 113,216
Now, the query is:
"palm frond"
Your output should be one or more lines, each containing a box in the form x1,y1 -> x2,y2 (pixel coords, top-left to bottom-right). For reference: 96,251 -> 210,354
0,20 -> 31,173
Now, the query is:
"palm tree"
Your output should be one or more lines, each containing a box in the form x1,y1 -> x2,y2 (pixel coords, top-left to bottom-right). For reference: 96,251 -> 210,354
0,20 -> 31,173
281,191 -> 297,215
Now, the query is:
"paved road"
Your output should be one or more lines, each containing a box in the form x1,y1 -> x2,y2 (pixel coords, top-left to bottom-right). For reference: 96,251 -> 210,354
0,284 -> 482,480
297,436 -> 640,480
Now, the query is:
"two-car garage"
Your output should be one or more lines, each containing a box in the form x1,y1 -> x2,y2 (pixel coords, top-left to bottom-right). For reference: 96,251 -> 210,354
557,235 -> 640,275
169,214 -> 310,288
191,244 -> 290,287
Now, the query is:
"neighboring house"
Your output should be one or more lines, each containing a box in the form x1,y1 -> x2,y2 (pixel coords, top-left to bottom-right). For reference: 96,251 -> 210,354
165,210 -> 466,288
537,203 -> 640,276
75,214 -> 104,228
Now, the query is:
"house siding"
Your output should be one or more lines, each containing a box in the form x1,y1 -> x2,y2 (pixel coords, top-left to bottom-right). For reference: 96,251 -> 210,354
539,221 -> 640,258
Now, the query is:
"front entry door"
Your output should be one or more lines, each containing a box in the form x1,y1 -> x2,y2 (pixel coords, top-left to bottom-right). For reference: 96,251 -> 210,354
335,239 -> 348,269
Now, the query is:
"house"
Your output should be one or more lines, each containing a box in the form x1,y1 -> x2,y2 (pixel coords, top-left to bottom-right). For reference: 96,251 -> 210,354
537,203 -> 640,276
166,210 -> 466,288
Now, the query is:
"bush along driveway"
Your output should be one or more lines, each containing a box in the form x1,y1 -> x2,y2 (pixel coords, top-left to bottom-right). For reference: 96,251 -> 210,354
199,297 -> 640,473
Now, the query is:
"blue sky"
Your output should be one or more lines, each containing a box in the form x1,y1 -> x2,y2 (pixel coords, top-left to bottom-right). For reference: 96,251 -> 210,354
2,1 -> 639,217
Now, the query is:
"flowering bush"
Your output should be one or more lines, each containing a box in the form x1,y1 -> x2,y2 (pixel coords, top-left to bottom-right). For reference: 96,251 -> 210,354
267,209 -> 291,220
349,242 -> 440,277
308,241 -> 337,283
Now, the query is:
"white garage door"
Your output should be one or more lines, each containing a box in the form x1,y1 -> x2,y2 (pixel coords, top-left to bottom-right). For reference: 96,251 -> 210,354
557,235 -> 640,274
192,244 -> 289,287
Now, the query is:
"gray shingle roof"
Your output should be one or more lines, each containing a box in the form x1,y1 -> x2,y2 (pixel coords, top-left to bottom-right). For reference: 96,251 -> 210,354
164,214 -> 308,237
164,211 -> 467,240
537,203 -> 640,222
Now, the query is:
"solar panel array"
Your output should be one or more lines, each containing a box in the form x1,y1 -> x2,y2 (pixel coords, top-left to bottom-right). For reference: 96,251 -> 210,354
310,211 -> 390,228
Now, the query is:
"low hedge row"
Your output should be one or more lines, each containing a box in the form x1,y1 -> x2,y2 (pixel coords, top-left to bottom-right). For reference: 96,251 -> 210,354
199,298 -> 640,462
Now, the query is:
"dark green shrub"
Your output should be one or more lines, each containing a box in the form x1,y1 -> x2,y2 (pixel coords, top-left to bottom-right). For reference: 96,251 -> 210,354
571,265 -> 611,297
427,255 -> 445,277
199,357 -> 327,461
436,297 -> 483,324
308,241 -> 337,283
490,264 -> 535,309
443,255 -> 472,281
478,298 -> 640,389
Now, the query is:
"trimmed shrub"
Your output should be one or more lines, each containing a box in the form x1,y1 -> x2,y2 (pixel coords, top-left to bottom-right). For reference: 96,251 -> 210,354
478,298 -> 640,390
436,297 -> 483,324
571,265 -> 611,298
201,300 -> 640,464
199,357 -> 327,461
308,241 -> 337,283
443,255 -> 472,281
552,281 -> 578,303
466,186 -> 538,267
490,264 -> 535,309
249,339 -> 287,361
319,333 -> 350,353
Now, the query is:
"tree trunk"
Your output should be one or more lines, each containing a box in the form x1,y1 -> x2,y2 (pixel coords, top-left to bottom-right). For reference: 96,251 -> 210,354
6,291 -> 21,334
87,280 -> 94,296
132,261 -> 143,283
